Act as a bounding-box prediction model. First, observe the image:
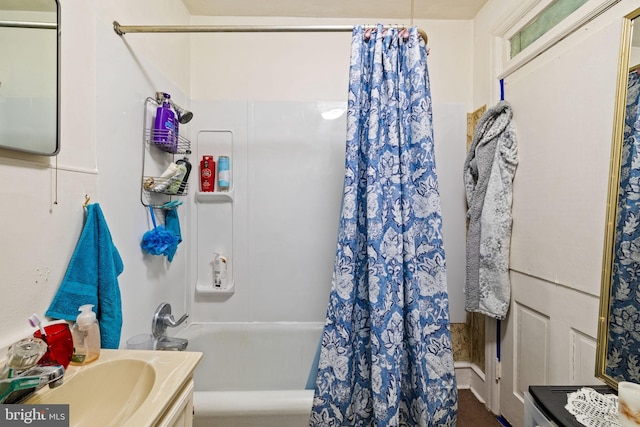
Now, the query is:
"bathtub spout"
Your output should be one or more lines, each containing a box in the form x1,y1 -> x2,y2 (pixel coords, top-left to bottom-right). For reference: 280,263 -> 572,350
156,336 -> 188,351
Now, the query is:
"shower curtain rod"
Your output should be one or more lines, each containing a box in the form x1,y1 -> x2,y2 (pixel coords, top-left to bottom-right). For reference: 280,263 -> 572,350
112,21 -> 428,44
0,20 -> 56,29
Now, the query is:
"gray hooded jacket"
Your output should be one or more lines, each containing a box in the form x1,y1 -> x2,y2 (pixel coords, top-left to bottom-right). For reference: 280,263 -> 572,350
464,101 -> 518,320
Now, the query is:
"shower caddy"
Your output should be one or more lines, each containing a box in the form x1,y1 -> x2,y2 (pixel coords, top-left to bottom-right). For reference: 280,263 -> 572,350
140,96 -> 191,208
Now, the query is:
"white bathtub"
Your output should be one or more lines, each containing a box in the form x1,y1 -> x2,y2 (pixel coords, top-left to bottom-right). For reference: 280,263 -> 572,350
178,322 -> 323,427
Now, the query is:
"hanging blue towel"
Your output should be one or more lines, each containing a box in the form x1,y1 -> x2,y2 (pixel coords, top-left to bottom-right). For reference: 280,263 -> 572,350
46,204 -> 124,349
164,208 -> 182,262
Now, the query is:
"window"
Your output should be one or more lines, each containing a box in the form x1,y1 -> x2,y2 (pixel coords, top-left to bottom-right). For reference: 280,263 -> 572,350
509,0 -> 589,58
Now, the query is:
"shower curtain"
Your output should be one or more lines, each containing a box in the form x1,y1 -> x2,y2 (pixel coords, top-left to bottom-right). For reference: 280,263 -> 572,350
607,70 -> 640,382
309,25 -> 457,427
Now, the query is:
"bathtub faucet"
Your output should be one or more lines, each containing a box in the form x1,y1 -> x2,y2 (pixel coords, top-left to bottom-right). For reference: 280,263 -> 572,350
152,302 -> 189,351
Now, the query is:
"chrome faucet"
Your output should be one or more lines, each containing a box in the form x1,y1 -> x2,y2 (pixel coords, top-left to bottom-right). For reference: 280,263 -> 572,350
0,365 -> 65,404
0,337 -> 65,404
152,303 -> 189,351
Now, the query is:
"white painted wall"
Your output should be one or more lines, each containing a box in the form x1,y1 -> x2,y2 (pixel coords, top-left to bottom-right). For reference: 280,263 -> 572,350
93,0 -> 192,344
0,0 -> 191,350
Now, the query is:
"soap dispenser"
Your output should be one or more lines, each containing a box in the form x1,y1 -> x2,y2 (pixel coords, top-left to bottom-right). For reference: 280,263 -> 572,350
70,304 -> 100,365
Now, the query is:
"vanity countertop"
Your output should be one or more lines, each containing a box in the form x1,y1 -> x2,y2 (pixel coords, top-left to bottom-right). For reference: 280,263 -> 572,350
24,349 -> 203,427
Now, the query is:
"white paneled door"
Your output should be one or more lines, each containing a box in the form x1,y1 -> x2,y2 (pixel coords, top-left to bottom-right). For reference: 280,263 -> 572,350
498,272 -> 600,426
494,15 -> 620,426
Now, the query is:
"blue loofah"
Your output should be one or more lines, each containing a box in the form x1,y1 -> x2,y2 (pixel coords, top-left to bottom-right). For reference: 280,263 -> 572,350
141,206 -> 179,257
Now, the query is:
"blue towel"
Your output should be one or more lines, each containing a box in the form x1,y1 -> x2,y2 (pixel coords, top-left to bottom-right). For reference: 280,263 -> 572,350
164,208 -> 182,262
46,204 -> 124,349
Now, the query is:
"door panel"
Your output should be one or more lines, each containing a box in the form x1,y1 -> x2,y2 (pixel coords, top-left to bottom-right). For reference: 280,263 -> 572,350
572,330 -> 598,384
516,305 -> 550,394
500,272 -> 600,426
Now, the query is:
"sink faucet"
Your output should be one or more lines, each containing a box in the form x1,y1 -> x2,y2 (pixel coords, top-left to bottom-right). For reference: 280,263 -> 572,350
152,303 -> 189,351
0,337 -> 65,404
0,365 -> 65,404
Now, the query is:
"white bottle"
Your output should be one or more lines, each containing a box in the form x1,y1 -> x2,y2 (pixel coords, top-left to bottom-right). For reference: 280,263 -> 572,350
70,304 -> 101,365
213,253 -> 227,288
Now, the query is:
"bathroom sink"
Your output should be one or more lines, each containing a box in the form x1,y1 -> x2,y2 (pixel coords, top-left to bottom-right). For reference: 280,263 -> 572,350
26,359 -> 154,425
23,349 -> 202,427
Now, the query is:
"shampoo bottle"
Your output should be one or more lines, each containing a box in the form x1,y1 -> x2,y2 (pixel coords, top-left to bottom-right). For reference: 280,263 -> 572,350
153,93 -> 177,153
213,253 -> 228,288
200,155 -> 215,192
175,150 -> 192,195
217,156 -> 230,191
166,163 -> 187,195
70,304 -> 100,365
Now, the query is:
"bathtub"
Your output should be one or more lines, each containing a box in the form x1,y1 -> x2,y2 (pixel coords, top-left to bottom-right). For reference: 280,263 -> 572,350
177,322 -> 323,427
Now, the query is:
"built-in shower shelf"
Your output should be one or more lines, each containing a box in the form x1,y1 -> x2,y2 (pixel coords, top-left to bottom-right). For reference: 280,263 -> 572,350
196,190 -> 234,203
195,281 -> 235,295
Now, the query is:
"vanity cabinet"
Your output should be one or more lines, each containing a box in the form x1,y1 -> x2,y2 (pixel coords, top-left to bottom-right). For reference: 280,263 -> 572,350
156,379 -> 195,427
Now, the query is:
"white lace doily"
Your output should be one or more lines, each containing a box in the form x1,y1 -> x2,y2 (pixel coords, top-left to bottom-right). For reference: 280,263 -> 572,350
565,387 -> 620,427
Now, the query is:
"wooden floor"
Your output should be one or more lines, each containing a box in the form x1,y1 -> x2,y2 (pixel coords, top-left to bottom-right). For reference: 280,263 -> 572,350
458,389 -> 504,427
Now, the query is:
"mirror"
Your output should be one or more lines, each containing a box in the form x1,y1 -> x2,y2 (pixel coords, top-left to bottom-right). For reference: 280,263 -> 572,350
596,7 -> 640,388
0,0 -> 59,155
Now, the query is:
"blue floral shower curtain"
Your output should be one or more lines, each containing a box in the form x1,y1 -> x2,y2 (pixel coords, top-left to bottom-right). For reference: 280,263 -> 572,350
607,70 -> 640,382
309,25 -> 457,427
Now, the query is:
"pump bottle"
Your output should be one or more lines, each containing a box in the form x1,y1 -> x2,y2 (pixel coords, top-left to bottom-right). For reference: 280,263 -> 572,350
153,92 -> 177,153
70,304 -> 101,365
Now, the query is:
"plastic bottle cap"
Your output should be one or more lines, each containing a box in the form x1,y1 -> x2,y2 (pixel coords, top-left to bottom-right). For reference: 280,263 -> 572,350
77,304 -> 97,325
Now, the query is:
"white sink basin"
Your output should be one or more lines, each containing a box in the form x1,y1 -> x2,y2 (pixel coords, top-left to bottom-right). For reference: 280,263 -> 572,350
24,349 -> 202,427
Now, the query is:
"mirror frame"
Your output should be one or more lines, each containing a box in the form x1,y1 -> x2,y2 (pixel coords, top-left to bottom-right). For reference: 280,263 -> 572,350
0,0 -> 60,156
52,0 -> 60,156
596,6 -> 640,389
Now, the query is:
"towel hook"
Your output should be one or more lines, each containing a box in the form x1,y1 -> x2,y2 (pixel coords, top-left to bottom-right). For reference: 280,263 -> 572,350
83,195 -> 90,209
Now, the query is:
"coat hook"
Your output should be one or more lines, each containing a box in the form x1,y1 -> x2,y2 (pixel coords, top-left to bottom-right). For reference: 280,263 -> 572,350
83,195 -> 90,208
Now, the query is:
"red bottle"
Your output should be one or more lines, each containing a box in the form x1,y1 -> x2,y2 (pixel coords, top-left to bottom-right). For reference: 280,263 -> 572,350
200,155 -> 215,192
